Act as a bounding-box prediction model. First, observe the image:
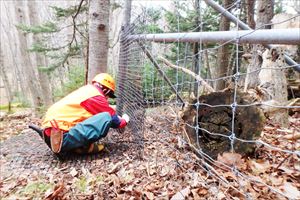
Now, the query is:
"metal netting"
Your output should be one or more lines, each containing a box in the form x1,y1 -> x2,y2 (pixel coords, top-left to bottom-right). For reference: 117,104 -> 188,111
116,1 -> 300,199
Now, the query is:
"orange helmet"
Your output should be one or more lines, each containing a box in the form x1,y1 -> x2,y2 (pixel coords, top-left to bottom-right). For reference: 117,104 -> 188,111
92,73 -> 115,92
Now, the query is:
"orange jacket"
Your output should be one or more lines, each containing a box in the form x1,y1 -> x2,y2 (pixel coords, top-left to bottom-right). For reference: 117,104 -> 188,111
42,84 -> 103,131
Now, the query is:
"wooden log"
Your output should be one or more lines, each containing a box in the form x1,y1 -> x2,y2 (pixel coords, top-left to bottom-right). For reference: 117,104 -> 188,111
181,89 -> 265,158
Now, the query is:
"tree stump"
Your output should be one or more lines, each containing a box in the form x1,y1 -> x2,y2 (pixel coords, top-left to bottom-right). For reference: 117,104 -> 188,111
181,89 -> 265,158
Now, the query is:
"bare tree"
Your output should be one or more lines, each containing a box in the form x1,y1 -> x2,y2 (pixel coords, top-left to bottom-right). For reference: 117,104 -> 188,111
14,1 -> 44,109
27,0 -> 53,107
87,0 -> 110,82
0,48 -> 13,106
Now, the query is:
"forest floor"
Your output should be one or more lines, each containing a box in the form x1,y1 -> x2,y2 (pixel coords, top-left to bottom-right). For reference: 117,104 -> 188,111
0,108 -> 299,200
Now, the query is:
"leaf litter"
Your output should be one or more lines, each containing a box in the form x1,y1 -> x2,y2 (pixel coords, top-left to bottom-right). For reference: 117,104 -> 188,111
0,109 -> 299,199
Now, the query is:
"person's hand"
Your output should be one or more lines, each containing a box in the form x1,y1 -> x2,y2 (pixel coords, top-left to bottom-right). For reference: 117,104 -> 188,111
122,114 -> 130,123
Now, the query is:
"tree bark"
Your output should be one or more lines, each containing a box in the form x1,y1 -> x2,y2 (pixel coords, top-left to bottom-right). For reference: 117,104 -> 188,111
27,0 -> 53,107
215,0 -> 233,91
0,48 -> 13,104
1,3 -> 28,103
244,0 -> 274,91
87,0 -> 110,82
124,0 -> 132,26
259,48 -> 288,127
181,89 -> 265,158
193,0 -> 200,96
245,0 -> 255,29
14,2 -> 43,110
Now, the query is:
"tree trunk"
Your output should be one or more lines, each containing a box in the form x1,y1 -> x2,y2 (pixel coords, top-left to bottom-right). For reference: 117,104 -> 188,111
0,48 -> 13,104
244,0 -> 274,91
27,0 -> 53,107
215,0 -> 233,91
193,0 -> 200,96
245,0 -> 255,29
259,48 -> 289,127
1,3 -> 28,103
15,2 -> 43,110
124,0 -> 132,26
87,0 -> 110,82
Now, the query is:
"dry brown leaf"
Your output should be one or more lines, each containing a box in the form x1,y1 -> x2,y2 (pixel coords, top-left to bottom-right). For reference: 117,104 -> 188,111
191,189 -> 201,199
145,181 -> 164,192
266,174 -> 284,186
107,161 -> 124,174
170,187 -> 190,200
144,191 -> 155,200
248,159 -> 271,175
223,171 -> 237,181
45,183 -> 64,200
217,152 -> 242,167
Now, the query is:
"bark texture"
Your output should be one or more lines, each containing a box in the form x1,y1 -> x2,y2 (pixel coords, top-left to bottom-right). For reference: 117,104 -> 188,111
27,0 -> 53,107
181,89 -> 265,158
259,48 -> 289,127
215,0 -> 234,91
244,0 -> 274,91
0,48 -> 13,103
15,2 -> 43,109
87,0 -> 110,82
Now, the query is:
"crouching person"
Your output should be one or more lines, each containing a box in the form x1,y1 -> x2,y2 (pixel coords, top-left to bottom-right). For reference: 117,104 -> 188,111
40,73 -> 129,154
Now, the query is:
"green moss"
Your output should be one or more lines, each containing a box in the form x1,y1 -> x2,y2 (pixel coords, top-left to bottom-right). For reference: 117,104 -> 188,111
16,181 -> 53,198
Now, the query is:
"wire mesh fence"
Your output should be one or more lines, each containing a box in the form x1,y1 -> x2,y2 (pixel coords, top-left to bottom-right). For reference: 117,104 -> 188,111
116,1 -> 300,199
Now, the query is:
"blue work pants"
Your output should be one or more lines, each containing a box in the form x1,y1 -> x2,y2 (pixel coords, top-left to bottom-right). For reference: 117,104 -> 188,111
60,112 -> 112,152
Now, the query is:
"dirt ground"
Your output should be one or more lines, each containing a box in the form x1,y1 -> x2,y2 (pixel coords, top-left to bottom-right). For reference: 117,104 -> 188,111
0,108 -> 299,199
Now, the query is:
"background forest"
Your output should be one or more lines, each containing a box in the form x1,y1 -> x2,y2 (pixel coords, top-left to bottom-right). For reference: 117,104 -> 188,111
1,1 -> 300,199
1,0 -> 299,114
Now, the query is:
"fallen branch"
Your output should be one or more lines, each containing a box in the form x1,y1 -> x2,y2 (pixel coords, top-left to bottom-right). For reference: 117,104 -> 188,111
158,56 -> 215,93
260,98 -> 299,114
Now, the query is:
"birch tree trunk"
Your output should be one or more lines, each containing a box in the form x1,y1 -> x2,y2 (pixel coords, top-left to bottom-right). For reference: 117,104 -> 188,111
27,0 -> 53,107
15,1 -> 43,110
87,0 -> 110,82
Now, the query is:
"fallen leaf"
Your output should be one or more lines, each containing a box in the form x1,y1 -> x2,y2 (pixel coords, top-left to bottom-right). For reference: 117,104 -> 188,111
170,187 -> 190,200
81,166 -> 90,176
108,161 -> 124,174
70,168 -> 78,177
217,152 -> 242,167
159,165 -> 171,177
45,183 -> 64,200
191,188 -> 201,199
248,159 -> 270,175
144,191 -> 155,200
267,174 -> 284,186
217,191 -> 226,200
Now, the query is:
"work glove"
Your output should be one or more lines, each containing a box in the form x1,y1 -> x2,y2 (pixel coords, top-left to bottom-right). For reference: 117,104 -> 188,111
122,114 -> 130,123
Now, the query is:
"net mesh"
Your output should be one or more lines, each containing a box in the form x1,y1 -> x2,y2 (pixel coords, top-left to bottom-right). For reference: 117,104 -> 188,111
116,2 -> 300,199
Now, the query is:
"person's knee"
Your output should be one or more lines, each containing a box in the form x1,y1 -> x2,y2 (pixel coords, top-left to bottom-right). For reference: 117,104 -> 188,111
97,112 -> 112,121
